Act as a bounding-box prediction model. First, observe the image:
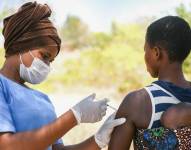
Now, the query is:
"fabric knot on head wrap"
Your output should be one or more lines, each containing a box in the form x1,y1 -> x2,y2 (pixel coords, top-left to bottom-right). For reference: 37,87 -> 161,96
2,1 -> 61,57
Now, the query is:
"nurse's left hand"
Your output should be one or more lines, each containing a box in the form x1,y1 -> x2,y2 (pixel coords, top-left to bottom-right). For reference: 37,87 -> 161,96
94,112 -> 126,149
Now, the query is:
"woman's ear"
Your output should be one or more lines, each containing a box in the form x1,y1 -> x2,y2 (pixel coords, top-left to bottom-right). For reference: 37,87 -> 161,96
153,46 -> 162,61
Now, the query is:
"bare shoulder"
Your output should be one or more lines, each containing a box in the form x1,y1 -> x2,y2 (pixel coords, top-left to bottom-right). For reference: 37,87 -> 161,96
108,89 -> 151,150
116,88 -> 152,128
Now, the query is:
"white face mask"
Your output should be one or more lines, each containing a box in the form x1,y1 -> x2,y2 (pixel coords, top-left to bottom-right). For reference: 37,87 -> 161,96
19,51 -> 51,84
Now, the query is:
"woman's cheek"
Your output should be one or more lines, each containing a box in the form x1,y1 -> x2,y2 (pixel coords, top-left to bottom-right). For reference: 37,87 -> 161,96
144,53 -> 150,71
145,54 -> 156,77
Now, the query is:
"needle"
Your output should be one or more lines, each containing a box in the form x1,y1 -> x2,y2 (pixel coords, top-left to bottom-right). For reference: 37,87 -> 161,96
107,104 -> 117,111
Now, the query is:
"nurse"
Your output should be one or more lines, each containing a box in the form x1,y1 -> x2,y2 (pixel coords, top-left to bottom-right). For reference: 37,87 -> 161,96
0,2 -> 126,150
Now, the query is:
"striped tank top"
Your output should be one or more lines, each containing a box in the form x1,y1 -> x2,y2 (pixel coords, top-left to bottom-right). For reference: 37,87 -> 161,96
134,82 -> 191,149
144,83 -> 180,129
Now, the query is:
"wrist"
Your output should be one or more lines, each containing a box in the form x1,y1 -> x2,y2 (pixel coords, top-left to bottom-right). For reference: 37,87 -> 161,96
67,109 -> 78,126
70,108 -> 81,125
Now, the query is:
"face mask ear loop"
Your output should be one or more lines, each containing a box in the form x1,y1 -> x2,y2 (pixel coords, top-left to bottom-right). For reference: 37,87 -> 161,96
29,50 -> 35,58
19,54 -> 24,64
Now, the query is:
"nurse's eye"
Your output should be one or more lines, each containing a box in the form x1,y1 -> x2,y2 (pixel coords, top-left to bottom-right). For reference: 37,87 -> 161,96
40,52 -> 50,63
43,54 -> 49,61
41,53 -> 49,61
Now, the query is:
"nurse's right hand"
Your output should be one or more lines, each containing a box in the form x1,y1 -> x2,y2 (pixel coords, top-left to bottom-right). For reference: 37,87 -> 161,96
71,93 -> 108,124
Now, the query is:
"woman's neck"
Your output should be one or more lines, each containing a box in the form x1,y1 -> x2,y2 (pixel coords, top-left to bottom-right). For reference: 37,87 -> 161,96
0,58 -> 25,85
158,62 -> 190,88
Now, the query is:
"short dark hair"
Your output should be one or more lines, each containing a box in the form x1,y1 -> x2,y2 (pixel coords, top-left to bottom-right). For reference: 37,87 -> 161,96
146,16 -> 191,63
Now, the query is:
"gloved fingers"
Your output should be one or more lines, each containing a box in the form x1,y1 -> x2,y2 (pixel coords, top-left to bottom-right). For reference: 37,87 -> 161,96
99,102 -> 107,117
109,112 -> 117,120
101,111 -> 107,117
97,98 -> 109,109
96,98 -> 108,109
104,112 -> 116,123
109,118 -> 126,127
100,98 -> 109,105
90,109 -> 106,122
85,93 -> 96,101
94,115 -> 103,122
101,104 -> 107,111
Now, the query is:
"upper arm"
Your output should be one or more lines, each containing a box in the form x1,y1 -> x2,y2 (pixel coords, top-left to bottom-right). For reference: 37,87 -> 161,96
108,114 -> 135,150
108,89 -> 150,150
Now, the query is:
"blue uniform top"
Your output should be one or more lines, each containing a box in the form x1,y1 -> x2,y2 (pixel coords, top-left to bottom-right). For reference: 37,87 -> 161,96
0,74 -> 63,150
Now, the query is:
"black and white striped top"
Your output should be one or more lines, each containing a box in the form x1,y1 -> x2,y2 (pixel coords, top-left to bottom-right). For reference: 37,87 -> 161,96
144,83 -> 180,129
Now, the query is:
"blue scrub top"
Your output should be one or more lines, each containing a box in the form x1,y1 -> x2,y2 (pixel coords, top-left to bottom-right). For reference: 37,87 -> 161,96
0,74 -> 63,150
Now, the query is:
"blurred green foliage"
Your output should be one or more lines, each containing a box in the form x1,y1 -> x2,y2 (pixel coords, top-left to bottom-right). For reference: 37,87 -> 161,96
176,3 -> 191,24
0,48 -> 5,66
0,3 -> 191,95
60,15 -> 90,50
56,4 -> 191,94
176,3 -> 191,80
57,21 -> 152,94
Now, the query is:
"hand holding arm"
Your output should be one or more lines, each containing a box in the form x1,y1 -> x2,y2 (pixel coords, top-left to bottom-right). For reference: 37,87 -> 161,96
53,112 -> 126,150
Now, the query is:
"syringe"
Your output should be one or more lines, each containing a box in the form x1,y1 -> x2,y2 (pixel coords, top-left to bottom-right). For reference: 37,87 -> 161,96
107,104 -> 117,111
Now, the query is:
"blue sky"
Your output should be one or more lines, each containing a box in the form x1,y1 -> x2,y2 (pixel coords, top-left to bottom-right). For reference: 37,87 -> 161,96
1,0 -> 191,31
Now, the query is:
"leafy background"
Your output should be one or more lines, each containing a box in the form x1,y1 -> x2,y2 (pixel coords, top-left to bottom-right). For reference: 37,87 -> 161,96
0,1 -> 191,149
